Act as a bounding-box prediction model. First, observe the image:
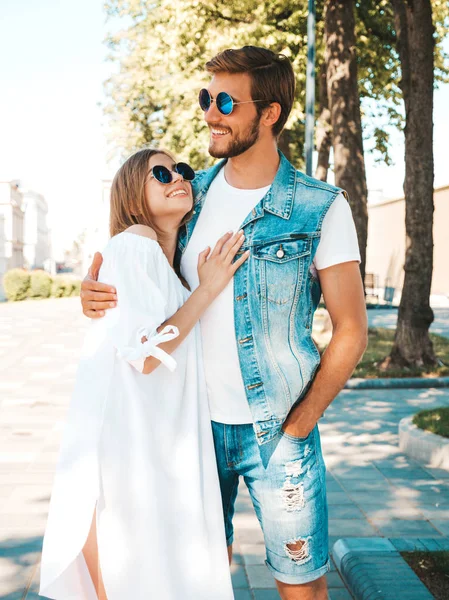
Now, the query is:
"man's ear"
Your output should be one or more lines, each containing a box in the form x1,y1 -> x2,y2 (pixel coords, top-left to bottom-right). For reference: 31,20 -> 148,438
261,102 -> 282,130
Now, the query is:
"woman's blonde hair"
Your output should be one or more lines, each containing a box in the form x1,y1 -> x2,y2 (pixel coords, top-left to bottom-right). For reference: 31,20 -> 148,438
109,148 -> 194,237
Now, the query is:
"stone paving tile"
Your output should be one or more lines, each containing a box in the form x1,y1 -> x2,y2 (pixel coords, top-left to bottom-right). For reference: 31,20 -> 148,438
235,528 -> 265,545
418,538 -> 444,551
370,518 -> 443,537
233,591 -> 253,600
359,504 -> 427,520
326,492 -> 357,506
345,491 -> 405,505
419,504 -> 449,519
326,480 -> 345,493
328,590 -> 353,600
0,537 -> 41,599
2,299 -> 449,599
330,466 -> 387,481
389,538 -> 429,552
329,519 -> 379,537
18,563 -> 50,600
379,467 -> 436,481
326,570 -> 346,588
241,544 -> 266,566
231,564 -> 249,589
423,466 -> 449,479
428,519 -> 449,536
337,479 -> 392,492
328,505 -> 365,520
245,565 -> 277,589
253,591 -> 281,600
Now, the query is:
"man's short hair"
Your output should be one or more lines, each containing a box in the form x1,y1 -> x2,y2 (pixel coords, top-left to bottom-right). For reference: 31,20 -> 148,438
205,46 -> 296,138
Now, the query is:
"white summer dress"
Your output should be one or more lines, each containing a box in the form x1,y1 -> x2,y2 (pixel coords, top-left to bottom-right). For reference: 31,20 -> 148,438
40,231 -> 234,600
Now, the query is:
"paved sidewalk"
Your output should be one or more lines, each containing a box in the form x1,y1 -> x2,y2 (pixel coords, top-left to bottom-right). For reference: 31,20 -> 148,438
368,307 -> 449,339
1,299 -> 449,599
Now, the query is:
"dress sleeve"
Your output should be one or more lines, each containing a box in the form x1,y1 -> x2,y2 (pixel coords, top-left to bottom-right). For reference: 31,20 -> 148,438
99,233 -> 179,373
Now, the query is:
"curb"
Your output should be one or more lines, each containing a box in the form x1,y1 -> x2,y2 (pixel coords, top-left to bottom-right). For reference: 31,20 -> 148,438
345,377 -> 449,390
399,416 -> 449,470
332,537 -> 449,600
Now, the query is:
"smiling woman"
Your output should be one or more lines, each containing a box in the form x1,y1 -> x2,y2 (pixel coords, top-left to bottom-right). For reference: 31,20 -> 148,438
109,149 -> 195,238
38,147 -> 248,600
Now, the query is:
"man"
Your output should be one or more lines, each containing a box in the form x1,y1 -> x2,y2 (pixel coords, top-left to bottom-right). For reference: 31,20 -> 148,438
81,46 -> 367,600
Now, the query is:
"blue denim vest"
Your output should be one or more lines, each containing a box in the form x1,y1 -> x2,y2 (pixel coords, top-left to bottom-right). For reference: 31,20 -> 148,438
177,152 -> 344,444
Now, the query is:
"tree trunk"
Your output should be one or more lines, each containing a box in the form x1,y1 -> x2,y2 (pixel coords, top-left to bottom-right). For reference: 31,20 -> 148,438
386,0 -> 436,368
315,61 -> 332,182
278,129 -> 292,162
325,0 -> 368,284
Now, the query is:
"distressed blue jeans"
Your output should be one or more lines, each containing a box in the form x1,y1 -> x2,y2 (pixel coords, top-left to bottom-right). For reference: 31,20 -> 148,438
211,421 -> 330,585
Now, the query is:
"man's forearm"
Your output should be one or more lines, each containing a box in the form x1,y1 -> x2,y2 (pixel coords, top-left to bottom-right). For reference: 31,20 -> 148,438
285,323 -> 367,433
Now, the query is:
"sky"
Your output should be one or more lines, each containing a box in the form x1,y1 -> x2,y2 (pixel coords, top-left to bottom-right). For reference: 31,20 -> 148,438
0,0 -> 448,258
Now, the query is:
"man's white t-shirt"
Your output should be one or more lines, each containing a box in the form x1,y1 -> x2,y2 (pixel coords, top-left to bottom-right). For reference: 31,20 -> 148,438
181,168 -> 361,424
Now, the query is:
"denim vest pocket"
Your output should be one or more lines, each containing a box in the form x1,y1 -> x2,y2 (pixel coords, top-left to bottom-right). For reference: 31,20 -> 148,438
253,237 -> 311,305
252,237 -> 311,263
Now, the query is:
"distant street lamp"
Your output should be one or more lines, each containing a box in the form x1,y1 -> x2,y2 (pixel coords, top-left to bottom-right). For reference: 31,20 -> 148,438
305,0 -> 316,176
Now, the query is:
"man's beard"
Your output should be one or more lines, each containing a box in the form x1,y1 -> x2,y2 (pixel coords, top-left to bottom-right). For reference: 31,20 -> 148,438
208,114 -> 261,159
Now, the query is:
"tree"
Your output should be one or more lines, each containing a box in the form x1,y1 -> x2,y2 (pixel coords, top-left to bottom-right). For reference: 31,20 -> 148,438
103,0 -> 413,170
104,0 -> 312,169
383,0 -> 438,369
315,62 -> 332,182
325,0 -> 369,283
103,0 -> 449,268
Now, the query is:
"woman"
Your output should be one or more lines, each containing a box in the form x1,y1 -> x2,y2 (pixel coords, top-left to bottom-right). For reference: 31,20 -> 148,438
40,149 -> 248,599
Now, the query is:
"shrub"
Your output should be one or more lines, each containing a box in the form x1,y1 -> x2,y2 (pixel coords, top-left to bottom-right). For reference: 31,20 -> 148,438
70,279 -> 81,297
51,275 -> 68,298
29,270 -> 52,299
51,275 -> 81,298
3,268 -> 31,301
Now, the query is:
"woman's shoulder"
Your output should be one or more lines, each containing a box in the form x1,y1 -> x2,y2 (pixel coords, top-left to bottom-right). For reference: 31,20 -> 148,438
102,227 -> 166,272
124,224 -> 158,240
105,227 -> 160,253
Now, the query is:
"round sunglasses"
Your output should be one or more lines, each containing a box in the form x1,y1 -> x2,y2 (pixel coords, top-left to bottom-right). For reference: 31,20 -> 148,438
198,88 -> 266,116
149,162 -> 195,185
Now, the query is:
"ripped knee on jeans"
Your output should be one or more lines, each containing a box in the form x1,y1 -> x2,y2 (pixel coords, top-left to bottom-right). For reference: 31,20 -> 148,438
284,537 -> 311,564
281,460 -> 305,512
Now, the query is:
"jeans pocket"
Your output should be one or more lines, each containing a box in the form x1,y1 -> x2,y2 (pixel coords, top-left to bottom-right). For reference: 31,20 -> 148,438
279,426 -> 315,445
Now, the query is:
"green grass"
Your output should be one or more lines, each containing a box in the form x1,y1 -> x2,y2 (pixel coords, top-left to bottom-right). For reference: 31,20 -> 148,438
413,407 -> 449,439
353,327 -> 449,379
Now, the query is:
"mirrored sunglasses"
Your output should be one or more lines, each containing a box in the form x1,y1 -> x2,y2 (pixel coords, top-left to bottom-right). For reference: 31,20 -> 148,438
150,162 -> 195,184
198,89 -> 266,116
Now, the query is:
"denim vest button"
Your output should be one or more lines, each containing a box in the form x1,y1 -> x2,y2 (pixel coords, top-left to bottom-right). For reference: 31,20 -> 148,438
276,248 -> 285,258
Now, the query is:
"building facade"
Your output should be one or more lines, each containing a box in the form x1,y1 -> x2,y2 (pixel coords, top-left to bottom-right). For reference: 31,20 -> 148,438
82,179 -> 112,276
0,181 -> 25,299
22,190 -> 51,270
366,184 -> 449,299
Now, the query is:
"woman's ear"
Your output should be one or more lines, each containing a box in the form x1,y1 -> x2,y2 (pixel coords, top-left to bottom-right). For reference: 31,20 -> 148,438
129,200 -> 140,217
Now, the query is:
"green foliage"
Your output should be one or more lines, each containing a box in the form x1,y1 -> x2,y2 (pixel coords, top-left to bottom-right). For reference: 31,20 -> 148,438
413,407 -> 449,438
2,268 -> 31,302
69,279 -> 82,297
103,0 -> 449,170
351,327 -> 449,379
51,276 -> 66,298
51,275 -> 81,298
2,269 -> 81,302
104,0 -> 310,169
29,270 -> 52,299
